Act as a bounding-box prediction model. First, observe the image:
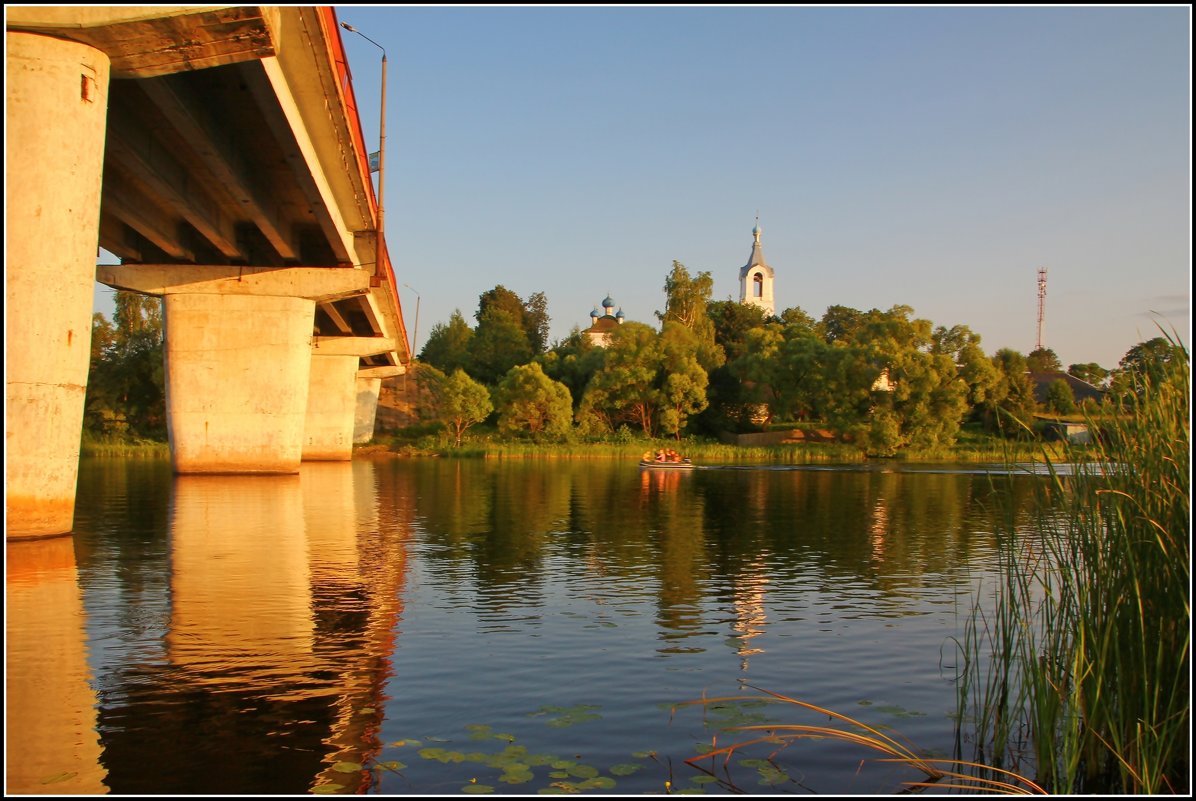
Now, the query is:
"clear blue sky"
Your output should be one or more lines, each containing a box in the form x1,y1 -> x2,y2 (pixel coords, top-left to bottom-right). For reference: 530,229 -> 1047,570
97,4 -> 1192,372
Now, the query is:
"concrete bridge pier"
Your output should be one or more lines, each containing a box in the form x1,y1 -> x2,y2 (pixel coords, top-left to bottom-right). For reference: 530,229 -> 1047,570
6,32 -> 111,539
353,366 -> 404,444
353,377 -> 383,444
165,293 -> 316,474
303,354 -> 358,461
304,344 -> 399,459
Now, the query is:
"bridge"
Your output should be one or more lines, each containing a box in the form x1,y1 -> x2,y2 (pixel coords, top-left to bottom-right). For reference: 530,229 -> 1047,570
6,6 -> 409,539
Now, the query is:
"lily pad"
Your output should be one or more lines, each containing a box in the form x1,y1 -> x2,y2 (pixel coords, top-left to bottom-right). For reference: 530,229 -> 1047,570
331,761 -> 362,774
312,784 -> 344,794
461,784 -> 495,794
609,763 -> 642,776
566,763 -> 599,779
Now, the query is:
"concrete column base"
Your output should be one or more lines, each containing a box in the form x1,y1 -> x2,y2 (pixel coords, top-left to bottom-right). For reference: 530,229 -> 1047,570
353,377 -> 382,444
164,294 -> 315,473
5,32 -> 110,539
303,354 -> 358,461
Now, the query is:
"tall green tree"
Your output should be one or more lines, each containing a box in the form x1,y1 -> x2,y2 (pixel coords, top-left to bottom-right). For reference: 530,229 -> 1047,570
707,299 -> 770,362
577,322 -> 664,436
842,307 -> 970,455
657,323 -> 710,439
524,291 -> 550,354
657,261 -> 724,371
1027,347 -> 1063,372
1045,378 -> 1077,415
1109,336 -> 1182,402
419,310 -> 474,374
494,362 -> 573,439
1067,362 -> 1109,388
477,285 -> 550,355
469,306 -> 533,385
816,304 -> 865,344
932,324 -> 1000,410
417,365 -> 493,446
84,292 -> 165,438
537,328 -> 606,413
986,348 -> 1040,437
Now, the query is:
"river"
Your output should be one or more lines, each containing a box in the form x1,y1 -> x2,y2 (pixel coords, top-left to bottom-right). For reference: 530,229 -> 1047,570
5,455 -> 1050,795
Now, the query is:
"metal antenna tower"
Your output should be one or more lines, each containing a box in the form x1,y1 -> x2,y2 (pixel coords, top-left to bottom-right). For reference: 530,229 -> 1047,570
1036,267 -> 1048,351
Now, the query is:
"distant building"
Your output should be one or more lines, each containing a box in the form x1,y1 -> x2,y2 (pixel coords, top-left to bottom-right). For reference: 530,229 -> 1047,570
584,295 -> 625,347
1028,371 -> 1106,406
739,220 -> 775,317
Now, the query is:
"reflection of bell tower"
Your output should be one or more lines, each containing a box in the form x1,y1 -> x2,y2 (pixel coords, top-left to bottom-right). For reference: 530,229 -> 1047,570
738,218 -> 775,316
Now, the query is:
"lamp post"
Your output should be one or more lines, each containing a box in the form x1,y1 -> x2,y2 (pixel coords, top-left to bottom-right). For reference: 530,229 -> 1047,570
403,283 -> 421,359
340,21 -> 386,279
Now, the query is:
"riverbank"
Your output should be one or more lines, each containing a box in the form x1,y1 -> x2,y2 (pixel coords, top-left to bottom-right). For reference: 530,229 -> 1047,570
359,428 -> 1066,464
80,427 -> 1066,464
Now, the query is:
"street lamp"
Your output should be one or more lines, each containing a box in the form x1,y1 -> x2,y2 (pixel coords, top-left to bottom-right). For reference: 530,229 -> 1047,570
340,21 -> 387,280
403,283 -> 421,359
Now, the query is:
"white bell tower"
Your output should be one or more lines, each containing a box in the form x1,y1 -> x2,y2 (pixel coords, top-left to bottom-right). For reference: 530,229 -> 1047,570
738,218 -> 775,316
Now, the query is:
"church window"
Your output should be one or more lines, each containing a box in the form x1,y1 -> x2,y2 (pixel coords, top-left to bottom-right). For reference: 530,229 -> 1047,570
753,273 -> 763,298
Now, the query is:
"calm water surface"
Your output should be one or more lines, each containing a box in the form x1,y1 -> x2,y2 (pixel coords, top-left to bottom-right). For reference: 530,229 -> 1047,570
6,456 -> 1051,795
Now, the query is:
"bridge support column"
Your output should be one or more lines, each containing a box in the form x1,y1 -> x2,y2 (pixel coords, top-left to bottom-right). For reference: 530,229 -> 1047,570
303,354 -> 359,461
5,33 -> 110,539
164,294 -> 315,473
353,377 -> 383,444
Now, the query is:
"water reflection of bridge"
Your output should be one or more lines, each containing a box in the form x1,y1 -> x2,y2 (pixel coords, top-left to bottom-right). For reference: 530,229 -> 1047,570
5,460 -> 410,795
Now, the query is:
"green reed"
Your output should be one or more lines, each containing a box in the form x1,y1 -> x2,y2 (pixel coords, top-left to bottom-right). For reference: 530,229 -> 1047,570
956,335 -> 1189,793
79,433 -> 170,458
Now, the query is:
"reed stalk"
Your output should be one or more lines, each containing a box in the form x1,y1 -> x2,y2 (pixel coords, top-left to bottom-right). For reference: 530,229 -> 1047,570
955,333 -> 1189,793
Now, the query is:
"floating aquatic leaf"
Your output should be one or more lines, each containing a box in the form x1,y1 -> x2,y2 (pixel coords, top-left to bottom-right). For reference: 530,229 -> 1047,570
499,769 -> 534,785
331,761 -> 362,773
577,776 -> 616,790
538,786 -> 573,795
566,763 -> 598,779
631,751 -> 655,759
530,704 -> 602,728
461,784 -> 494,794
689,775 -> 718,785
495,732 -> 517,743
757,766 -> 790,786
389,739 -> 422,748
312,784 -> 344,794
548,770 -> 570,779
548,781 -> 581,793
466,724 -> 493,740
359,707 -> 375,715
675,788 -> 706,795
550,759 -> 575,770
418,747 -> 451,763
737,758 -> 769,769
609,763 -> 641,776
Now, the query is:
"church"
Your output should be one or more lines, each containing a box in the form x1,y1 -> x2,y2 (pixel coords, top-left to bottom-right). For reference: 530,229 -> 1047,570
738,219 -> 775,317
583,221 -> 778,344
583,295 -> 626,346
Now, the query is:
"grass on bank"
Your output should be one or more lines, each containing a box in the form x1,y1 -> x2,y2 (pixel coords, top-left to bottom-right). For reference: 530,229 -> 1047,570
367,421 -> 1066,464
80,432 -> 170,458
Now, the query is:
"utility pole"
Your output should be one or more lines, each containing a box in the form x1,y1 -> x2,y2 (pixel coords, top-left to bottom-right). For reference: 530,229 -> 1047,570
1036,267 -> 1048,351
